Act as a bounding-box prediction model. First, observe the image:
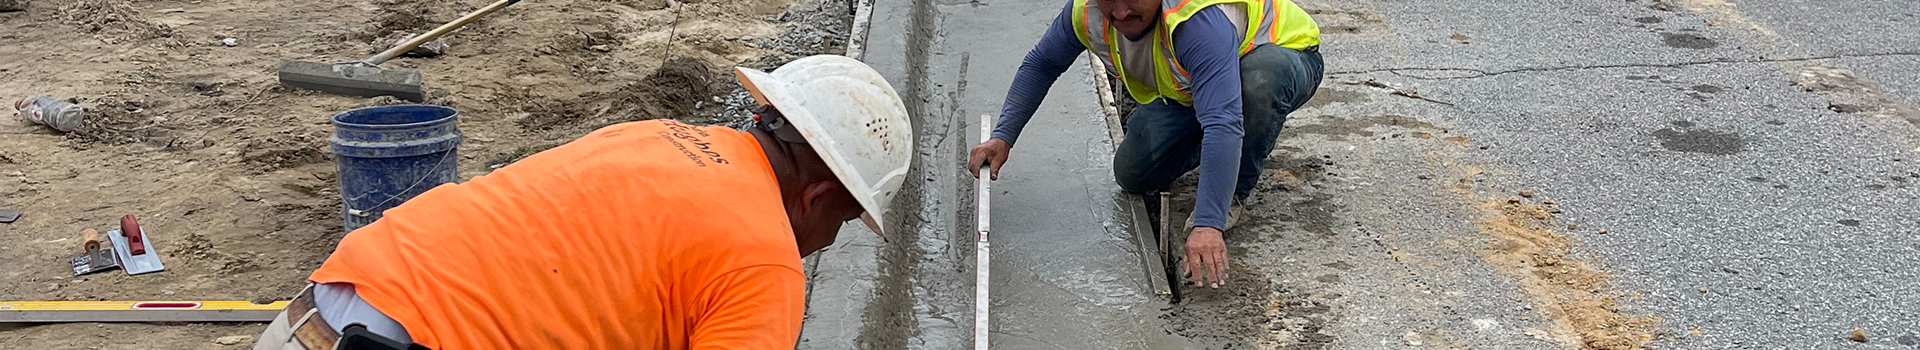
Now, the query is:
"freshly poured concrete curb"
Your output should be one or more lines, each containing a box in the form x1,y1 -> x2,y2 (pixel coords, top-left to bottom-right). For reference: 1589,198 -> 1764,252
798,224 -> 889,348
795,0 -> 898,346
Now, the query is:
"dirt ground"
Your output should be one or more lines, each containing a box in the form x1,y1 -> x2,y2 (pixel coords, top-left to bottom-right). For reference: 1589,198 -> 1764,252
0,0 -> 850,347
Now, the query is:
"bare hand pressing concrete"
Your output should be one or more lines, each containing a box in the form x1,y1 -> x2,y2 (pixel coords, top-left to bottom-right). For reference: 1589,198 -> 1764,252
1184,227 -> 1227,288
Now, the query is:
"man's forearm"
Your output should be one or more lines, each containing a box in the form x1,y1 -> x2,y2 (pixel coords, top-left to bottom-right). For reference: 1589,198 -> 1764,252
1191,126 -> 1242,229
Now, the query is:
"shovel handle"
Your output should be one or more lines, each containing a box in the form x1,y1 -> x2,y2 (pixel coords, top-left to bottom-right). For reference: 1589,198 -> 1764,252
365,0 -> 522,65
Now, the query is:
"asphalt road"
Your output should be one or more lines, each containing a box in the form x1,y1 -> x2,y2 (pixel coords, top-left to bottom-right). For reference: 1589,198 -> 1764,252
1254,0 -> 1920,348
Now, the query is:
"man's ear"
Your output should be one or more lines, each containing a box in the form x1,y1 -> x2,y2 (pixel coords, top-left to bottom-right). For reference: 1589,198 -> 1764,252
800,180 -> 845,216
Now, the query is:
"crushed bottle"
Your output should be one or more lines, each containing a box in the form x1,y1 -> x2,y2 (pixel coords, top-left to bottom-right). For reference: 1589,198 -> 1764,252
14,96 -> 85,132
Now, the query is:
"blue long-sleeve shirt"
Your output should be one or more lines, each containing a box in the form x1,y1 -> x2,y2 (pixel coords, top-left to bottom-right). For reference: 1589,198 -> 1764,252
993,3 -> 1245,230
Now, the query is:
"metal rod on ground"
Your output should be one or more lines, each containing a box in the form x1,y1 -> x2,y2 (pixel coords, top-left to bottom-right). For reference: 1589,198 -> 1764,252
975,113 -> 993,350
1160,192 -> 1181,303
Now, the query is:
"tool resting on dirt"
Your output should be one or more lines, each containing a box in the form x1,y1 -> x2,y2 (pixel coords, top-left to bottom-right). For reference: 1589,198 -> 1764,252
109,215 -> 166,275
0,300 -> 288,322
70,228 -> 121,275
974,114 -> 993,350
277,0 -> 521,101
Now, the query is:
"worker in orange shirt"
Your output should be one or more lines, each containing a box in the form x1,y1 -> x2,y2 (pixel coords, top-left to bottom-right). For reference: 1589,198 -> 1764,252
252,55 -> 914,350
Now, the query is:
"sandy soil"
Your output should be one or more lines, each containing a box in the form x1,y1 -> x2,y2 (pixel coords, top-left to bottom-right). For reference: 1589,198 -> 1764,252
0,0 -> 849,347
1473,197 -> 1659,350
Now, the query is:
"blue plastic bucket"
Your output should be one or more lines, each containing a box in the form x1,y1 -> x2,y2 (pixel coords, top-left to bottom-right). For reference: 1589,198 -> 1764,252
330,105 -> 463,233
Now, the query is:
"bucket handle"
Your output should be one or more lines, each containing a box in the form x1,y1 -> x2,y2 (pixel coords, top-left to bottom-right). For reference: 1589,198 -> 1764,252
346,148 -> 459,217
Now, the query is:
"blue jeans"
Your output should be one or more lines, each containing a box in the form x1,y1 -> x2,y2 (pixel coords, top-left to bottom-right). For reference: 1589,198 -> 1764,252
1114,44 -> 1324,199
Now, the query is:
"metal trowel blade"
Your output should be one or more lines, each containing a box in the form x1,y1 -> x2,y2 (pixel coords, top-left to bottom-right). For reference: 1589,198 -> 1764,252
107,229 -> 165,275
70,248 -> 120,276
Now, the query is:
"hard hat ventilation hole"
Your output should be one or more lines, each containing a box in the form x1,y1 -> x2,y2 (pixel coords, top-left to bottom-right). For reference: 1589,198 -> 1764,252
864,119 -> 894,152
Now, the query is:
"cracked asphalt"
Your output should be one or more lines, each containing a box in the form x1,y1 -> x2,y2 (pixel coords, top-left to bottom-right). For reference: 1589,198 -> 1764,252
1198,0 -> 1920,348
1152,0 -> 1918,348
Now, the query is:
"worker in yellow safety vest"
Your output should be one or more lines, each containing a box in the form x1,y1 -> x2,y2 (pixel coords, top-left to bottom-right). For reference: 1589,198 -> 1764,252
969,0 -> 1322,289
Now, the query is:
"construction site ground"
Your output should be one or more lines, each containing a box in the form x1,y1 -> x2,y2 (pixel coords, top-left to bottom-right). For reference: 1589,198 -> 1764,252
0,0 -> 854,347
5,0 -> 1920,348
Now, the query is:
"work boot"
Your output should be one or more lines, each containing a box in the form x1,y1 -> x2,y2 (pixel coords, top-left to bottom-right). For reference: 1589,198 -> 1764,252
1186,198 -> 1246,231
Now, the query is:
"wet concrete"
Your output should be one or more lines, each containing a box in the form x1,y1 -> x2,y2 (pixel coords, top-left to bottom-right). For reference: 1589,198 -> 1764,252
915,0 -> 1186,345
798,0 -> 1189,345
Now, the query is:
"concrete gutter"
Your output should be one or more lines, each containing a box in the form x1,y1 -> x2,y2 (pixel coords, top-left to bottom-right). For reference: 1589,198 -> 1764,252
794,0 -> 930,346
1089,56 -> 1174,299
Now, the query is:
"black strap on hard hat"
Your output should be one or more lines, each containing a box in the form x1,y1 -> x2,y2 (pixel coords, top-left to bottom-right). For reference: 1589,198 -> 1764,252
754,105 -> 810,144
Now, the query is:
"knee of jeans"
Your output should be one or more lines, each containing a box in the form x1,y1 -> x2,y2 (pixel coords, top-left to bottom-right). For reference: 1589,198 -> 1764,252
1239,80 -> 1290,131
1241,72 -> 1280,105
1112,158 -> 1153,193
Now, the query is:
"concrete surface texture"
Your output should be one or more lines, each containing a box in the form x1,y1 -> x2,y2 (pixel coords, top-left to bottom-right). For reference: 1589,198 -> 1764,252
804,0 -> 1920,348
801,0 -> 1185,346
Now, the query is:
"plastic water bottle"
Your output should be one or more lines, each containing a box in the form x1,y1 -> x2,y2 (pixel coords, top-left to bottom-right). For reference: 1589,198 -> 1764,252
14,96 -> 84,132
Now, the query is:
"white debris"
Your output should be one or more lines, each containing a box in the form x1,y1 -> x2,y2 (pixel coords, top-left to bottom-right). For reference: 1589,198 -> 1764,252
1402,331 -> 1424,346
214,335 -> 253,345
1472,319 -> 1499,330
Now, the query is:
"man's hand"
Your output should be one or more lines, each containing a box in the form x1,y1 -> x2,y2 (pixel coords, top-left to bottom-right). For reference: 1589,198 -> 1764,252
1183,227 -> 1227,288
968,138 -> 1011,180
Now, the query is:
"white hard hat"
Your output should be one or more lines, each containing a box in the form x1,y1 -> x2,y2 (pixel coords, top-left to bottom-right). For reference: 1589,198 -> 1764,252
734,55 -> 913,236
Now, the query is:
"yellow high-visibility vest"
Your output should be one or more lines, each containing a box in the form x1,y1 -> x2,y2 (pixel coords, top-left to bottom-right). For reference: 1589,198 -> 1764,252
1072,0 -> 1319,105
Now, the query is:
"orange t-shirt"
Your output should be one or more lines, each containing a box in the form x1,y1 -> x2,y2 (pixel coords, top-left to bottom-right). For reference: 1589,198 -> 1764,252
309,120 -> 805,349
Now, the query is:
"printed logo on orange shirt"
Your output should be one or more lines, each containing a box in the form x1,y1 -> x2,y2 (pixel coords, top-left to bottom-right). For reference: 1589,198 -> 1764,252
658,120 -> 731,167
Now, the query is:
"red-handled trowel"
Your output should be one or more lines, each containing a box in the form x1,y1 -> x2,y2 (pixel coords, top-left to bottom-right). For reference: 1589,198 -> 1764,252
106,215 -> 165,275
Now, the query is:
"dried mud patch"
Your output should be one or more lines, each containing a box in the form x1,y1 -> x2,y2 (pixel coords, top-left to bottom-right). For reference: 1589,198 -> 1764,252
56,0 -> 175,42
66,97 -> 176,146
234,131 -> 332,171
1475,197 -> 1658,350
172,232 -> 264,275
484,141 -> 566,169
516,57 -> 716,132
636,57 -> 716,120
1795,65 -> 1920,124
1281,114 -> 1437,141
242,147 -> 331,171
1163,266 -> 1338,349
1157,173 -> 1344,349
350,0 -> 437,42
359,9 -> 431,41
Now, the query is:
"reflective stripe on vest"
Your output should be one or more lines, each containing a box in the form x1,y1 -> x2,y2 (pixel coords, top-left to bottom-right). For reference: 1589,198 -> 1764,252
1072,0 -> 1319,105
